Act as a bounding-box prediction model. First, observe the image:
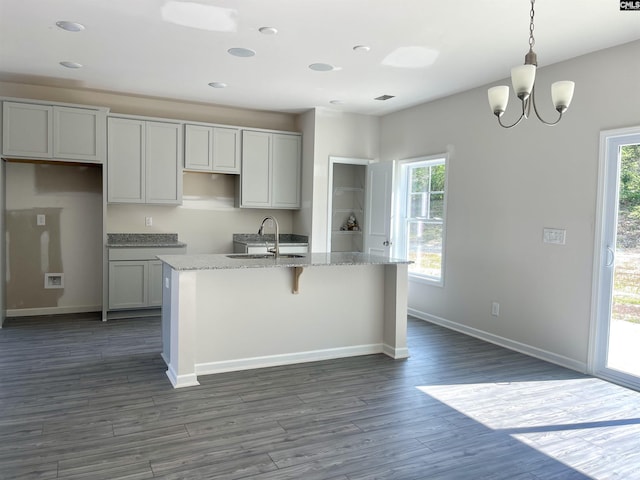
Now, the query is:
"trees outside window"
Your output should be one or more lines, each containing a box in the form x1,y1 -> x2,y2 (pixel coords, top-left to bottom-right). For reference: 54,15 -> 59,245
398,156 -> 447,284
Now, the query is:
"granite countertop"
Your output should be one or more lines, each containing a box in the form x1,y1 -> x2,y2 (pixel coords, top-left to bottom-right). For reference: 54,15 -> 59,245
157,252 -> 411,271
233,234 -> 309,246
107,233 -> 187,248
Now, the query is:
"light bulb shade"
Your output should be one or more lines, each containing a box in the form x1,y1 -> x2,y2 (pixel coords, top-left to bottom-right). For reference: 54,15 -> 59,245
488,86 -> 509,115
551,81 -> 575,112
511,64 -> 536,98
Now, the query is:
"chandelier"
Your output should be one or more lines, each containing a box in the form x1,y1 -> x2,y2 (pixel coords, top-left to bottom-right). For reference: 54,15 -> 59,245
488,0 -> 575,128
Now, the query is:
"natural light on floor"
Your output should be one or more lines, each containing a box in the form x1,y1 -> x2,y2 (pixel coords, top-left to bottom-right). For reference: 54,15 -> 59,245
416,378 -> 640,478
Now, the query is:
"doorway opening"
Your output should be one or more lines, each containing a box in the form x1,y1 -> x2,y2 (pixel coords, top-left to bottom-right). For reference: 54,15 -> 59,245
328,159 -> 367,253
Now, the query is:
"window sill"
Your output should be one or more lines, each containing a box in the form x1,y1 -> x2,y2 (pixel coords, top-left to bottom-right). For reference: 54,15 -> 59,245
409,273 -> 443,288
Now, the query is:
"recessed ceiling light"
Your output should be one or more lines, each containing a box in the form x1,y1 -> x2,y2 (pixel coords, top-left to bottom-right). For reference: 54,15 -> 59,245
208,82 -> 228,88
353,45 -> 371,53
259,26 -> 278,35
228,47 -> 256,57
330,100 -> 346,105
309,63 -> 335,72
374,95 -> 395,101
60,61 -> 83,69
56,21 -> 85,32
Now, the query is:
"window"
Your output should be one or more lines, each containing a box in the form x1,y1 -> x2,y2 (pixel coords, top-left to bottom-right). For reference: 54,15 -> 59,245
398,155 -> 447,284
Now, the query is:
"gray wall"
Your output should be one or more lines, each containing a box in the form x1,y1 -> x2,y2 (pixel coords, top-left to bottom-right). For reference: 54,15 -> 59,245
380,40 -> 640,371
296,108 -> 380,252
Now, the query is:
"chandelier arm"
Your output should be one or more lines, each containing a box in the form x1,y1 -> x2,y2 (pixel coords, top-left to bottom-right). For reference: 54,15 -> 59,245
497,107 -> 526,129
530,86 -> 563,126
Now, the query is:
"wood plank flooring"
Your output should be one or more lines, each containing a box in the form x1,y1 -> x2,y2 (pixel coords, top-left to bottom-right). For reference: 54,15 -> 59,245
1,314 -> 639,479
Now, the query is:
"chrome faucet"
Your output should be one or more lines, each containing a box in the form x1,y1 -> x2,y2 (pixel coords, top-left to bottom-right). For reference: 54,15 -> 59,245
258,216 -> 280,257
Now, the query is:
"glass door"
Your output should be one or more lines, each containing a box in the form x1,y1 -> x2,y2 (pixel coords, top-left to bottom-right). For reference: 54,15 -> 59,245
593,129 -> 640,390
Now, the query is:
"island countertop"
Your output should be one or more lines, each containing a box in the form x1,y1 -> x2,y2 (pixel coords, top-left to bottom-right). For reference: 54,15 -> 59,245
157,252 -> 410,271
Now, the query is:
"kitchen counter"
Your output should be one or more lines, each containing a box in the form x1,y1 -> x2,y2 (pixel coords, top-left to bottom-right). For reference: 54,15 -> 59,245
157,252 -> 410,271
160,251 -> 410,388
107,233 -> 186,248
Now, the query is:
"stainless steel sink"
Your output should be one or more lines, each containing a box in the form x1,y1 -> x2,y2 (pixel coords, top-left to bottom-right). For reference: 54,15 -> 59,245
226,253 -> 305,259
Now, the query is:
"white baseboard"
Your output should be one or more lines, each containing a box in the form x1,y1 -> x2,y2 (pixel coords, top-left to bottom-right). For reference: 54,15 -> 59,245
383,344 -> 410,359
408,308 -> 587,374
6,305 -> 102,318
166,365 -> 200,389
196,344 -> 384,376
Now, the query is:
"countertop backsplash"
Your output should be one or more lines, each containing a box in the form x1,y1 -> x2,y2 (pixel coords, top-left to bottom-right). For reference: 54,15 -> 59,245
107,233 -> 186,248
233,233 -> 309,245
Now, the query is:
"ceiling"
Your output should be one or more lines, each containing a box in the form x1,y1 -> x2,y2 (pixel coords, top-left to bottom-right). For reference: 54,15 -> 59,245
1,0 -> 639,116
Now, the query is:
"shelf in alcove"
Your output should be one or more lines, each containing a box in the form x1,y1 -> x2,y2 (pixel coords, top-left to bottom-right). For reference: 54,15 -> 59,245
333,208 -> 363,214
333,186 -> 364,194
332,230 -> 363,235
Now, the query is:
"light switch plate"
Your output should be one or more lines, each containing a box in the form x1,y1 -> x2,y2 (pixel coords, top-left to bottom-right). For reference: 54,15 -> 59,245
543,228 -> 566,245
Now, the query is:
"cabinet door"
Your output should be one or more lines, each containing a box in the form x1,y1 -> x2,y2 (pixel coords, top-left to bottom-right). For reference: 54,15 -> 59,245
146,121 -> 182,205
109,261 -> 148,309
212,127 -> 240,174
272,134 -> 301,208
184,124 -> 213,171
240,130 -> 271,207
148,260 -> 164,307
107,117 -> 145,203
53,106 -> 104,162
2,102 -> 52,158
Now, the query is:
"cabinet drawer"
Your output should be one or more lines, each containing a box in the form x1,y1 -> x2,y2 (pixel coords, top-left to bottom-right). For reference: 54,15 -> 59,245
109,247 -> 186,261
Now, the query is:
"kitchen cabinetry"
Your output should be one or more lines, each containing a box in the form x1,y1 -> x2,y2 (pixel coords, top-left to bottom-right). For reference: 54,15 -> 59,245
108,247 -> 185,309
184,124 -> 240,174
238,130 -> 301,209
2,101 -> 106,163
107,116 -> 183,204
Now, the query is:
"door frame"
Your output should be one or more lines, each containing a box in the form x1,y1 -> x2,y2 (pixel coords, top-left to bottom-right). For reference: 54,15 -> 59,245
326,156 -> 372,253
589,125 -> 640,389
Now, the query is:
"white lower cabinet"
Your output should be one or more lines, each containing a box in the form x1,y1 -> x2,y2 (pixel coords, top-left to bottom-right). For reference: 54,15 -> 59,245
108,248 -> 185,310
109,261 -> 149,309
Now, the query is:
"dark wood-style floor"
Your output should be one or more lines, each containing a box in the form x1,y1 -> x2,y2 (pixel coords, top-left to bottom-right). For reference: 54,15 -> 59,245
1,314 -> 639,480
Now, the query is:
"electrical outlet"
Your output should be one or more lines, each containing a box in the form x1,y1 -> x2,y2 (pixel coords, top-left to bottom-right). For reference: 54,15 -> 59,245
491,301 -> 500,317
37,214 -> 46,226
145,216 -> 153,227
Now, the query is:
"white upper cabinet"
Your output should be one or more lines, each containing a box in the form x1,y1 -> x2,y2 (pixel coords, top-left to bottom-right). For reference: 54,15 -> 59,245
239,130 -> 301,209
146,121 -> 182,204
2,101 -> 106,163
240,130 -> 272,207
107,117 -> 145,203
272,133 -> 302,208
53,106 -> 103,162
184,123 -> 240,174
107,116 -> 182,205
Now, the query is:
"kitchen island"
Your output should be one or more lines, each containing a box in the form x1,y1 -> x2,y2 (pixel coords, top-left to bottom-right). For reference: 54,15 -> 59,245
158,252 -> 410,388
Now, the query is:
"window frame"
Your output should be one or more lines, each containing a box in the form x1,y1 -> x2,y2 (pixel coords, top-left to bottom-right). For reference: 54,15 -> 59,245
395,154 -> 448,286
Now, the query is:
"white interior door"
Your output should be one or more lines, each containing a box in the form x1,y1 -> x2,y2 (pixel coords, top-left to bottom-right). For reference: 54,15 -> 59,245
593,128 -> 640,390
365,161 -> 394,256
